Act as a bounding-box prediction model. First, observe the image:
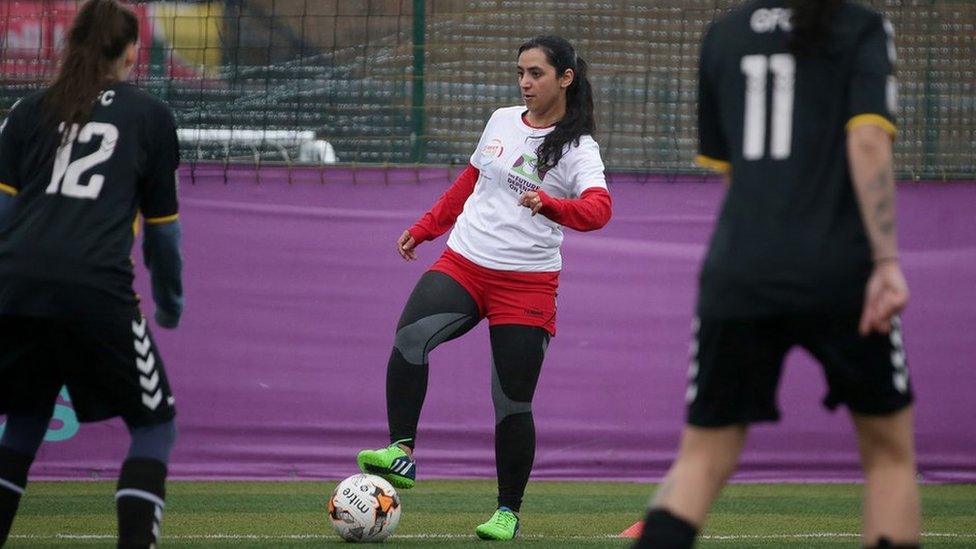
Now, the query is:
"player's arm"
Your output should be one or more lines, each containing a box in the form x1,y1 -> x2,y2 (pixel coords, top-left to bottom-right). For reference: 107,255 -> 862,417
397,110 -> 499,260
520,139 -> 612,231
141,108 -> 184,328
143,220 -> 183,328
397,164 -> 479,260
847,14 -> 906,335
848,123 -> 906,336
407,164 -> 479,244
849,125 -> 897,264
528,187 -> 611,231
694,24 -> 731,181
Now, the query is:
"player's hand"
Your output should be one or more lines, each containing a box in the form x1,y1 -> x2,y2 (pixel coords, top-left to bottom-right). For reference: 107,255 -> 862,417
859,260 -> 909,336
155,309 -> 180,329
396,230 -> 418,261
519,190 -> 543,216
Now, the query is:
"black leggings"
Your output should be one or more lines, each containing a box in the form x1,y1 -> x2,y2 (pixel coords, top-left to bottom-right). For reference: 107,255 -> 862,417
386,270 -> 549,511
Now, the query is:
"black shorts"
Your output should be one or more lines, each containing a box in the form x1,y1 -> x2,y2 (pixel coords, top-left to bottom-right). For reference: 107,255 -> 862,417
0,314 -> 176,428
686,314 -> 912,427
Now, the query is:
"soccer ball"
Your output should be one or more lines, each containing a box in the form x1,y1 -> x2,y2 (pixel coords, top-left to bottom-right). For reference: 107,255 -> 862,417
328,474 -> 402,542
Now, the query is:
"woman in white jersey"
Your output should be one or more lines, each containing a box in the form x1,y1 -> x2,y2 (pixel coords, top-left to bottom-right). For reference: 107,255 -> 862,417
356,35 -> 612,540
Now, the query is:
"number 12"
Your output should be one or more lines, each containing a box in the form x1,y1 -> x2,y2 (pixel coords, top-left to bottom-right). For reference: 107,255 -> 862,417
741,53 -> 795,160
47,121 -> 119,200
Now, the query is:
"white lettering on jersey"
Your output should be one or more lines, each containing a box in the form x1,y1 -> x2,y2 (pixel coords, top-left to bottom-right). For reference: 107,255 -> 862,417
0,99 -> 21,135
47,122 -> 120,199
883,18 -> 900,114
741,55 -> 769,160
98,90 -> 116,107
741,54 -> 796,160
750,8 -> 793,33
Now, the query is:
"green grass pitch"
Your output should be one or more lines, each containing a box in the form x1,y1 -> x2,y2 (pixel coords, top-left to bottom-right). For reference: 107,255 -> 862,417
6,481 -> 975,547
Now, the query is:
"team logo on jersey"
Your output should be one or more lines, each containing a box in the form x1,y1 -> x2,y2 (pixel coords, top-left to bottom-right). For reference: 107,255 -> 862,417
507,153 -> 549,195
480,138 -> 505,165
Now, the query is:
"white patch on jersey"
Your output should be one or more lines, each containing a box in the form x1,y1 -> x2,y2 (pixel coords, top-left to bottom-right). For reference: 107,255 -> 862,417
750,8 -> 793,33
99,90 -> 116,107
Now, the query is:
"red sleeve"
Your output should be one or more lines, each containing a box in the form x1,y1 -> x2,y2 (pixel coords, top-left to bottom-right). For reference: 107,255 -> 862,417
407,164 -> 479,243
537,187 -> 612,232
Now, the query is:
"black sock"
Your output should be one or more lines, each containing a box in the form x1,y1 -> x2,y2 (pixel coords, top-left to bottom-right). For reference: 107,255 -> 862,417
495,412 -> 534,513
632,508 -> 698,549
116,458 -> 167,549
386,348 -> 428,450
0,447 -> 33,545
866,538 -> 921,549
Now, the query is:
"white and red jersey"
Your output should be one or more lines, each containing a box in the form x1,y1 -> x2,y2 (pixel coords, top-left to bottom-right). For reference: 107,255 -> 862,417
440,106 -> 608,271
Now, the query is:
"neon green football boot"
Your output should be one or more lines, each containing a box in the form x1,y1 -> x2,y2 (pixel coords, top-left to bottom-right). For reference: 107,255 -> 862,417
475,507 -> 520,540
356,441 -> 416,489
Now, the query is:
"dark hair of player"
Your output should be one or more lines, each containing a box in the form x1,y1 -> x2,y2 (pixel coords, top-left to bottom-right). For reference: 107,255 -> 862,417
43,0 -> 139,133
787,0 -> 843,55
517,35 -> 595,170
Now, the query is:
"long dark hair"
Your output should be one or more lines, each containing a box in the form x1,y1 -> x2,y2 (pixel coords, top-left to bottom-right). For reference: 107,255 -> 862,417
43,0 -> 138,132
788,0 -> 843,55
517,35 -> 595,170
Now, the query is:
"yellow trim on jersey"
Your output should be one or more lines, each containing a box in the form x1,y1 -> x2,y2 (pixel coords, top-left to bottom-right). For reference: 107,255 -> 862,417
144,213 -> 179,225
132,213 -> 141,237
694,155 -> 731,174
846,114 -> 897,137
0,182 -> 18,196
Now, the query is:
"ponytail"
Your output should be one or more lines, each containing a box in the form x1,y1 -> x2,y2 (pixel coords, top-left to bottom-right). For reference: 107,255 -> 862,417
787,0 -> 843,55
43,0 -> 139,132
518,35 -> 595,170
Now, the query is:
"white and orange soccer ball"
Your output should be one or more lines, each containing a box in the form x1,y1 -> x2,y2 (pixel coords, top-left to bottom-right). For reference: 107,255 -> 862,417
328,474 -> 402,542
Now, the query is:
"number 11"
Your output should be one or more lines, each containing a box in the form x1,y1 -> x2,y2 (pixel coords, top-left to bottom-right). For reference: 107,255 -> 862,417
741,53 -> 795,160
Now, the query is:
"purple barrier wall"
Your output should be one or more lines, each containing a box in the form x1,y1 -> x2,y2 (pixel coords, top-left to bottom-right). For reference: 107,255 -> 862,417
11,166 -> 976,482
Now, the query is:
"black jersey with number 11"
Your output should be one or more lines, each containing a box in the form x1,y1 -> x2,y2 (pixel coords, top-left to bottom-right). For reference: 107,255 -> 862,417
0,82 -> 180,318
695,0 -> 897,319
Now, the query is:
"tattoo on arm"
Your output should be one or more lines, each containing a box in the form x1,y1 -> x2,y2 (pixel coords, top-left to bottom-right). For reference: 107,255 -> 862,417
869,167 -> 896,236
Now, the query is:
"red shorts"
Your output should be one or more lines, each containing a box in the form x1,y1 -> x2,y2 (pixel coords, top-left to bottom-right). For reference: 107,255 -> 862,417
430,248 -> 559,336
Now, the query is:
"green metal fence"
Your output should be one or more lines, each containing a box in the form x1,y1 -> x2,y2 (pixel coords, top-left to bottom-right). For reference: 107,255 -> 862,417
1,0 -> 973,178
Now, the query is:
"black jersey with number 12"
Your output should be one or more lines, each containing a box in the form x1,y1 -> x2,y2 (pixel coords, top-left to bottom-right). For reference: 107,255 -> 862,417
0,82 -> 180,318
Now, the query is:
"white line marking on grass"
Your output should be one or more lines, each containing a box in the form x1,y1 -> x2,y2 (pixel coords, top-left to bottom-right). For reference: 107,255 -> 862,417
700,533 -> 976,541
703,533 -> 859,540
